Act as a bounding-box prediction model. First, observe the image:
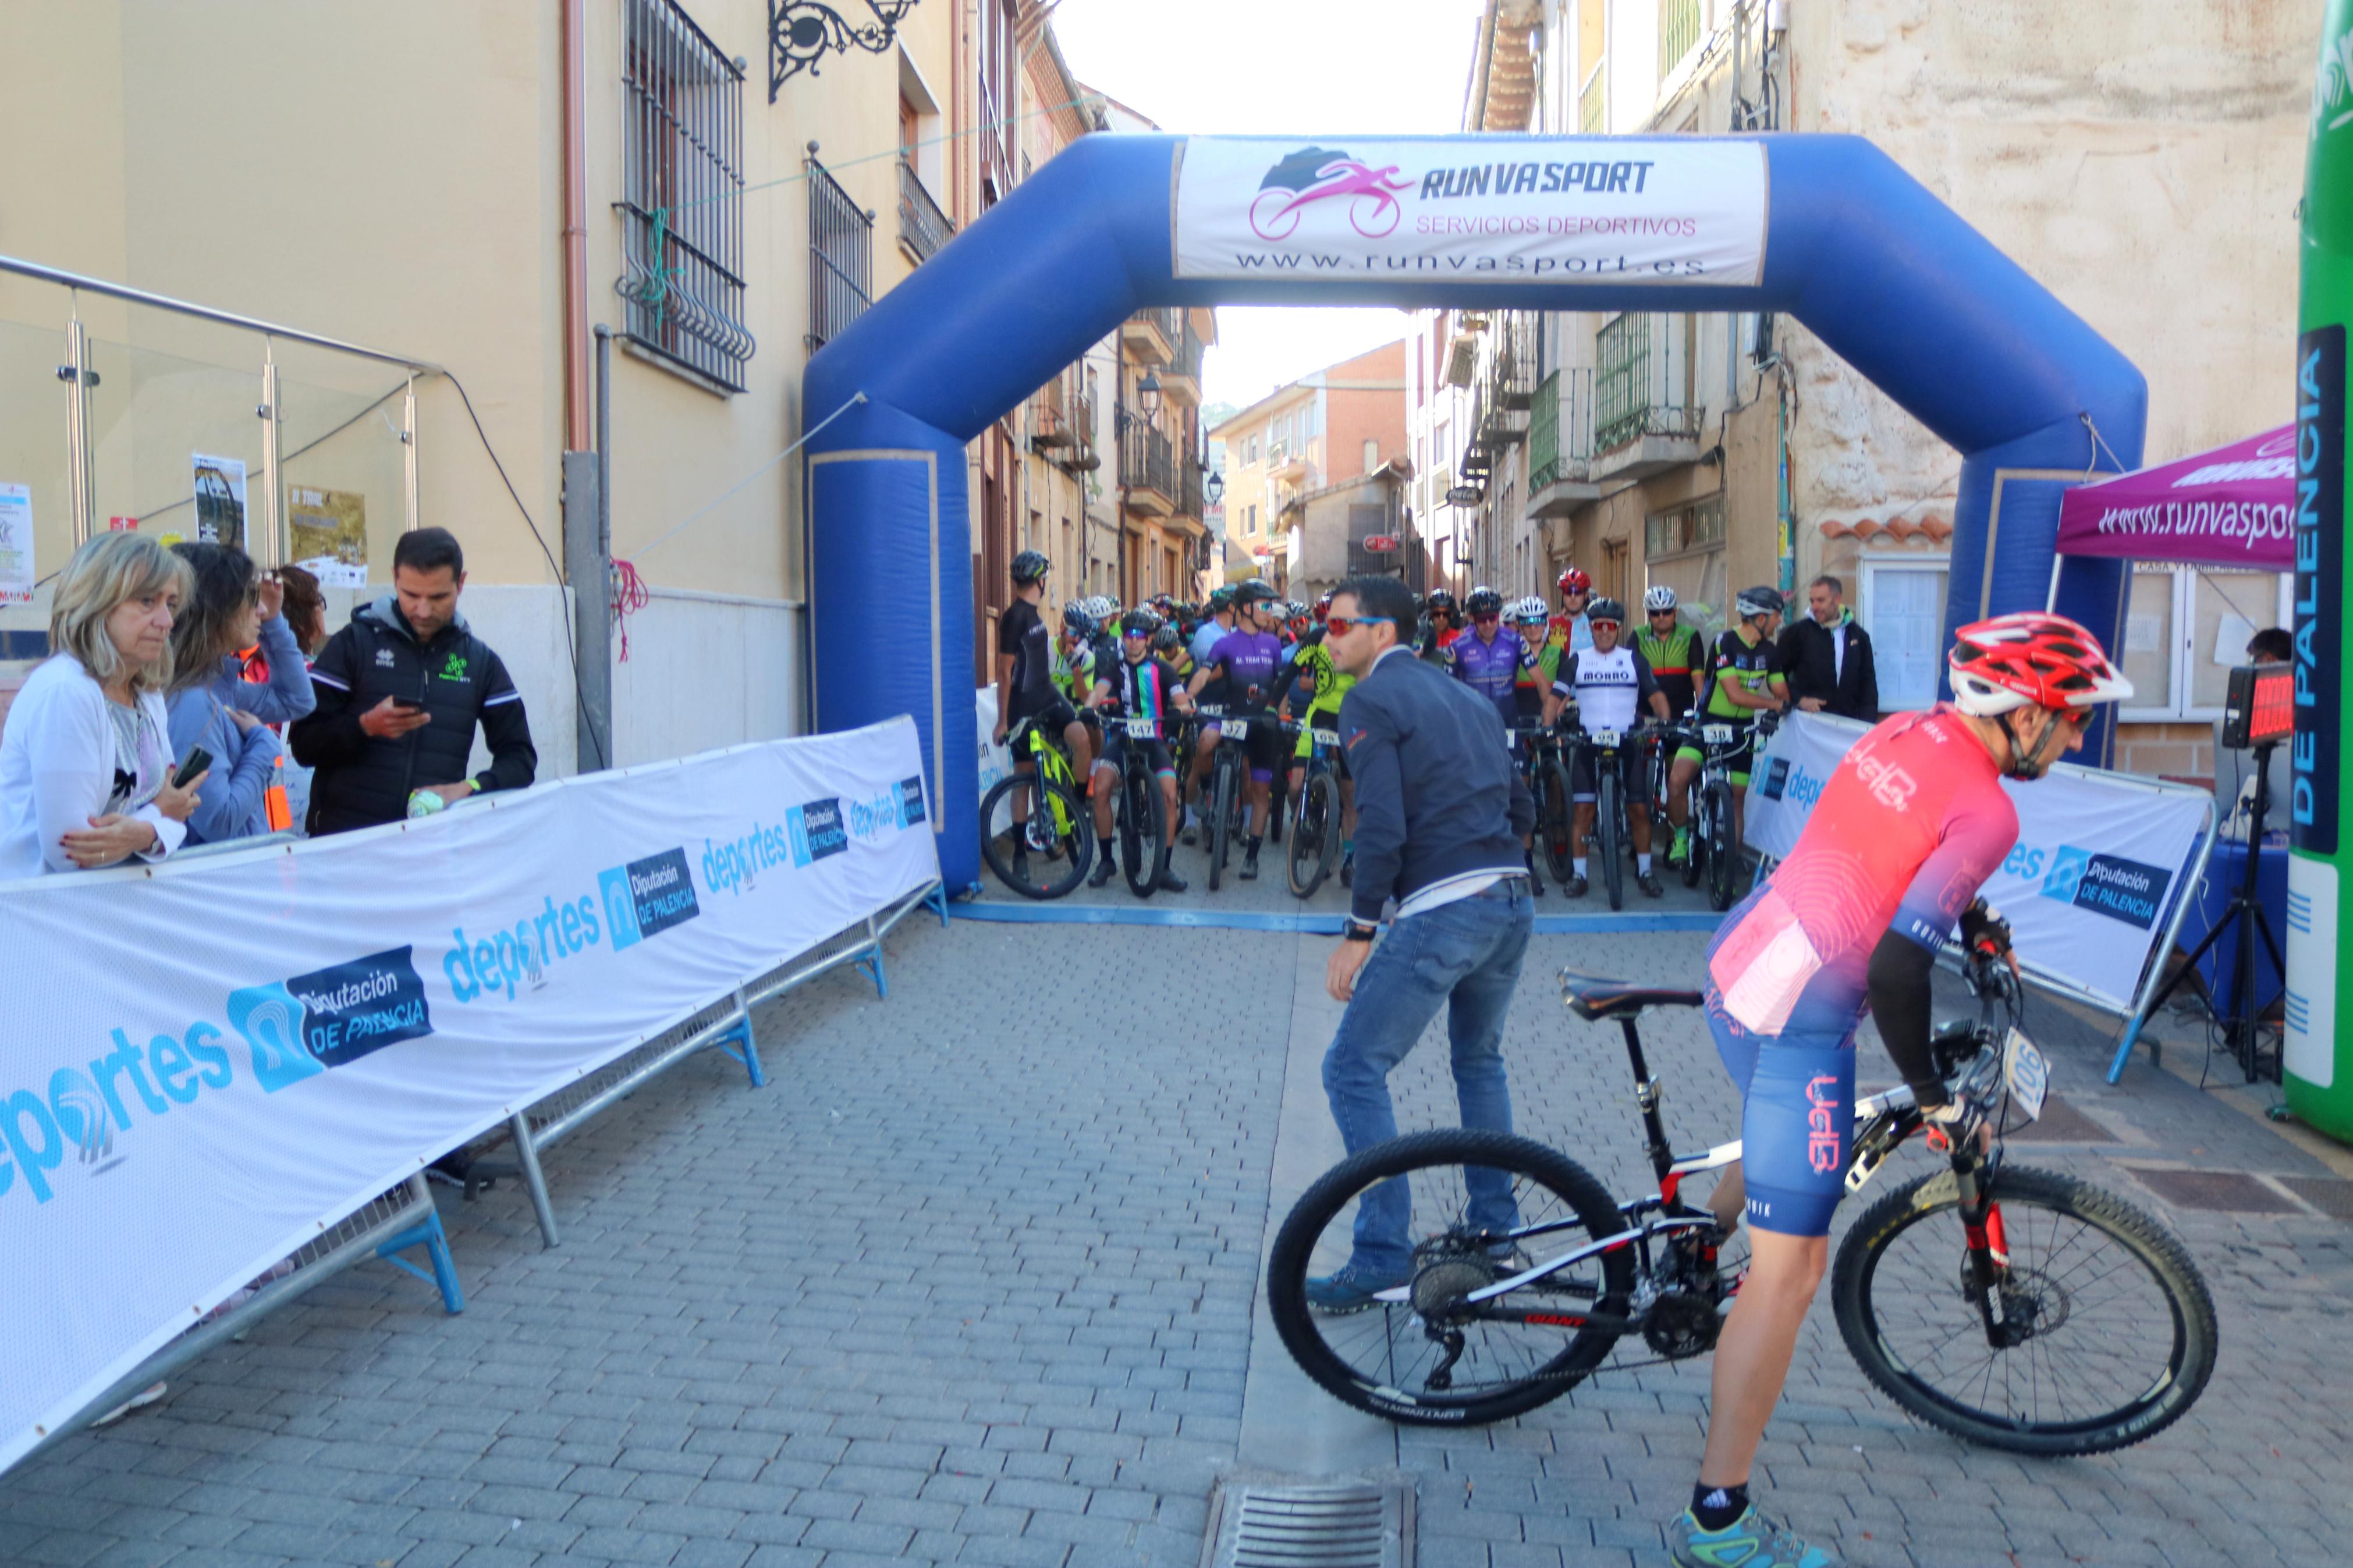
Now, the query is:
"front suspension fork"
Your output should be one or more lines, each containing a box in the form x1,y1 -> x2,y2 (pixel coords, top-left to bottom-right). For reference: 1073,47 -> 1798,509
1950,1151 -> 2018,1345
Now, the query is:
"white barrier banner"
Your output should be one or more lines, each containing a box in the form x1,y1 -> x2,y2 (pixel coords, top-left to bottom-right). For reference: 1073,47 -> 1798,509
0,719 -> 938,1471
1175,136 -> 1768,286
1744,712 -> 2212,1010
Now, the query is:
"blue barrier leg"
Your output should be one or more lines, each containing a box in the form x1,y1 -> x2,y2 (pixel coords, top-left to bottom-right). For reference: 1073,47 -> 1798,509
853,913 -> 888,998
377,1176 -> 464,1313
2107,1014 -> 2149,1085
927,883 -> 949,927
712,987 -> 766,1087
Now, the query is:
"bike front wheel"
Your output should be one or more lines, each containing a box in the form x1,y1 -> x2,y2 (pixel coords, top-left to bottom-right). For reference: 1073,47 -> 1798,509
978,773 -> 1092,899
1538,757 -> 1575,885
1267,1128 -> 1637,1427
1121,768 -> 1166,898
1208,756 -> 1237,891
1287,771 -> 1338,897
1704,779 -> 1738,911
1832,1164 -> 2218,1456
1595,769 -> 1626,911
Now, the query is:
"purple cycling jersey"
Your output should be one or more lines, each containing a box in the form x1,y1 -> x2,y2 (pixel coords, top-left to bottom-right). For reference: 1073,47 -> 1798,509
1206,630 -> 1286,711
1449,627 -> 1538,715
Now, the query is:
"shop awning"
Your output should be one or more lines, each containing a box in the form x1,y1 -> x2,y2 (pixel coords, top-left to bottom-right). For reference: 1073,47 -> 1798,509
2054,425 -> 2294,570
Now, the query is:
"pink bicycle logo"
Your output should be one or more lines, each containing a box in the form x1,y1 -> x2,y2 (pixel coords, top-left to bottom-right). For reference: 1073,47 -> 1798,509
1248,147 -> 1414,241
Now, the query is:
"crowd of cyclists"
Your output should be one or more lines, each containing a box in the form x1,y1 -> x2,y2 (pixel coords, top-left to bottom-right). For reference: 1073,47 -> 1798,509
989,546 -> 1805,902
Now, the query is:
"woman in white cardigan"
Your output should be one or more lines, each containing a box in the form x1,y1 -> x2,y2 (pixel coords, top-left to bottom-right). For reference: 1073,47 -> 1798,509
0,532 -> 210,877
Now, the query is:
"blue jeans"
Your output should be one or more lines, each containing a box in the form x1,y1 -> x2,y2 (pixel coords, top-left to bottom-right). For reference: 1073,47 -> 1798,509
1321,881 -> 1535,1276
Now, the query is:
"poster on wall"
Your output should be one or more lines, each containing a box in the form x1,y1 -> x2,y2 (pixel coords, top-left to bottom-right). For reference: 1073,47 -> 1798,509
191,454 -> 247,550
1174,136 -> 1768,287
288,486 -> 368,587
0,483 -> 32,605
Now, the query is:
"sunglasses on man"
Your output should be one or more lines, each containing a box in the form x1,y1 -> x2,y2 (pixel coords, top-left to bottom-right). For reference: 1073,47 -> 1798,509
1323,614 -> 1392,637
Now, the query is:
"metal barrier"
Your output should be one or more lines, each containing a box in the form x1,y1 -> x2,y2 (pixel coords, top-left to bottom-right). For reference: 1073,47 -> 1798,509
502,877 -> 947,1246
22,1174 -> 460,1461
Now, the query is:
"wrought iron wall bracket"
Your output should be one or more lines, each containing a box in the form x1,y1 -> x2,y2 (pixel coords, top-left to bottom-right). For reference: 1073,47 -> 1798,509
769,0 -> 918,101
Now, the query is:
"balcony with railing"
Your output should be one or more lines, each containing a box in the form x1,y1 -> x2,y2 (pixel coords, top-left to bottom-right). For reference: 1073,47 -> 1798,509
1162,321 -> 1206,405
1119,307 -> 1180,366
1120,424 -> 1176,514
1593,312 -> 1701,479
1528,368 -> 1599,516
1481,311 -> 1537,442
1660,0 -> 1701,82
896,159 -> 953,265
1178,456 -> 1205,521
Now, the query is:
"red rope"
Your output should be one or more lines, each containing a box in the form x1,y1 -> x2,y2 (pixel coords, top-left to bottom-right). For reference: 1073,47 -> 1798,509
610,558 -> 650,662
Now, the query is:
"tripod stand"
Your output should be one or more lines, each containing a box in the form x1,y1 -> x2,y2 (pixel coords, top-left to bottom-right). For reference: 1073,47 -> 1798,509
2133,739 -> 2285,1082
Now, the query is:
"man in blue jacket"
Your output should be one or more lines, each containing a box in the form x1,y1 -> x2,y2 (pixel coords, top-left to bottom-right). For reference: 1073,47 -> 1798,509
1309,574 -> 1537,1311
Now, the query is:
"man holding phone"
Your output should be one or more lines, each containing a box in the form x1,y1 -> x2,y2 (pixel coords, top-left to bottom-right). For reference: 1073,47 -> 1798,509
290,527 -> 537,835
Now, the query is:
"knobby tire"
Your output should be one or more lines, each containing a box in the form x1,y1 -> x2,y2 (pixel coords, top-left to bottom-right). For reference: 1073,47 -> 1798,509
1267,1128 -> 1636,1426
1538,758 -> 1575,885
1831,1164 -> 2217,1455
1596,770 -> 1626,911
1288,771 -> 1339,898
1705,780 -> 1737,912
978,773 -> 1091,899
1122,766 -> 1166,899
1208,755 -> 1237,893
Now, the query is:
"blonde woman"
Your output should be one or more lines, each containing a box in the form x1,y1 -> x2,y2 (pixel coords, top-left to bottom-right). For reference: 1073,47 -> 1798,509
0,532 -> 209,877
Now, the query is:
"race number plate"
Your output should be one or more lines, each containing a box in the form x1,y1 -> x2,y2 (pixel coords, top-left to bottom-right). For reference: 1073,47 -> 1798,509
1702,724 -> 1736,745
1124,719 -> 1158,738
2003,1028 -> 2050,1122
1222,719 -> 1249,740
1590,729 -> 1621,749
1311,727 -> 1340,747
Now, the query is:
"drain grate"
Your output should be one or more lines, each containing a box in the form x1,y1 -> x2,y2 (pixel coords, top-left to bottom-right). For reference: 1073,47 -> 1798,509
2276,1175 -> 2353,1221
1200,1476 -> 1414,1568
2121,1167 -> 2301,1214
2007,1094 -> 2118,1144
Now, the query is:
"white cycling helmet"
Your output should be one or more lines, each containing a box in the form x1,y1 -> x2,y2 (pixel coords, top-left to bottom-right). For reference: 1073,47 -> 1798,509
1511,595 -> 1549,623
1645,585 -> 1678,612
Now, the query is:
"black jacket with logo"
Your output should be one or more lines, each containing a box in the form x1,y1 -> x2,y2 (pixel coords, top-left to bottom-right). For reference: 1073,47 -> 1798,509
289,596 -> 537,834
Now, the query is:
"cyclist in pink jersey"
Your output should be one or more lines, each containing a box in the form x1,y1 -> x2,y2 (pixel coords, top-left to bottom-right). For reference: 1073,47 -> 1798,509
1667,613 -> 2132,1568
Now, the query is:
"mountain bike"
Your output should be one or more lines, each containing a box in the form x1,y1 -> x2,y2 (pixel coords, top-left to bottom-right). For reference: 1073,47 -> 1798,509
978,714 -> 1092,898
1287,717 -> 1346,898
1564,722 -> 1659,911
1098,709 -> 1172,899
1266,950 -> 2216,1454
1669,717 -> 1758,912
1514,716 -> 1577,887
1195,703 -> 1266,892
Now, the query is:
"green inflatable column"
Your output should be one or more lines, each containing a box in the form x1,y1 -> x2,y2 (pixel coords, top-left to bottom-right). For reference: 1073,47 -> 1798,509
2292,0 -> 2353,1140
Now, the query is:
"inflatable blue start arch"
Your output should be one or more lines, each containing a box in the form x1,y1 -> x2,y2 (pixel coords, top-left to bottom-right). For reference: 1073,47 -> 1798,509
804,134 -> 2146,892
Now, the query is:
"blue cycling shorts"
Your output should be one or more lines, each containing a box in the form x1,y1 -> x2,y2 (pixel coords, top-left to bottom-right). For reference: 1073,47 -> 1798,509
1705,989 -> 1855,1238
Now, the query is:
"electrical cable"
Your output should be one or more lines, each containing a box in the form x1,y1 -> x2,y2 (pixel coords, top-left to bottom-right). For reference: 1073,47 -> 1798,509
442,369 -> 606,771
615,391 -> 868,561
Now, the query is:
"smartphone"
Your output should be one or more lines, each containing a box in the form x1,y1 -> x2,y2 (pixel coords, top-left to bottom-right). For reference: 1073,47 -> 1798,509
171,748 -> 212,790
390,698 -> 427,713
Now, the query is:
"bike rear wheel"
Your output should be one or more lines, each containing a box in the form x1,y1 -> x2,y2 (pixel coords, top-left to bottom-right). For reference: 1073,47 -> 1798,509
1595,770 -> 1626,911
1832,1164 -> 2218,1456
1268,1128 -> 1636,1427
1704,779 -> 1738,911
1287,770 -> 1338,897
978,773 -> 1092,899
1121,767 -> 1166,898
1538,757 -> 1575,885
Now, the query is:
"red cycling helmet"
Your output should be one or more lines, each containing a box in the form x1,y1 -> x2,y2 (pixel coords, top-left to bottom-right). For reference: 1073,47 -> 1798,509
1947,613 -> 2133,717
1557,567 -> 1591,596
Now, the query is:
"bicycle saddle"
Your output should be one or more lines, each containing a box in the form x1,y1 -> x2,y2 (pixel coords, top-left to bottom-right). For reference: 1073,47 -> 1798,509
1559,968 -> 1703,1022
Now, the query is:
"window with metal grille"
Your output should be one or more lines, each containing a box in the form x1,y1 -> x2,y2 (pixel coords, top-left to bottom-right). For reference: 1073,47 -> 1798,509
1659,0 -> 1700,81
620,0 -> 753,392
808,154 -> 874,350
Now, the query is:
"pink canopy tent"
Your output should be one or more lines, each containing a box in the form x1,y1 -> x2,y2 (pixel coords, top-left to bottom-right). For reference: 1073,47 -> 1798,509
2054,425 -> 2294,570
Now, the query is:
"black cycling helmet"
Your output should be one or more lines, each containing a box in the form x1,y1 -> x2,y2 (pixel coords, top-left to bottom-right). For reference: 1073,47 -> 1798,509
1061,603 -> 1096,638
1234,578 -> 1279,607
1425,588 -> 1458,617
1207,586 -> 1235,612
1011,549 -> 1050,585
1120,609 -> 1156,637
1465,588 -> 1504,618
1587,596 -> 1627,625
1735,585 -> 1785,620
1152,624 -> 1182,652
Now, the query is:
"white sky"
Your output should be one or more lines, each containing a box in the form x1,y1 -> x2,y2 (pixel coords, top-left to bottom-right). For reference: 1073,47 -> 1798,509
1049,0 -> 1489,410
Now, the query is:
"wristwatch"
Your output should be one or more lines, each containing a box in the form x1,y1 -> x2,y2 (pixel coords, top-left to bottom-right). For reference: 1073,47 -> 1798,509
1343,919 -> 1379,943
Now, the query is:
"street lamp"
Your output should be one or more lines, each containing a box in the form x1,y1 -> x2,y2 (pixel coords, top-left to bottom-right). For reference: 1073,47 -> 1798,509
1137,371 -> 1162,418
1205,468 -> 1225,507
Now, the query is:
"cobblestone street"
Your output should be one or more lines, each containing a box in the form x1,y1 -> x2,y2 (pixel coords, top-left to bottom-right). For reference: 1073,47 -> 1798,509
6,915 -> 2351,1567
